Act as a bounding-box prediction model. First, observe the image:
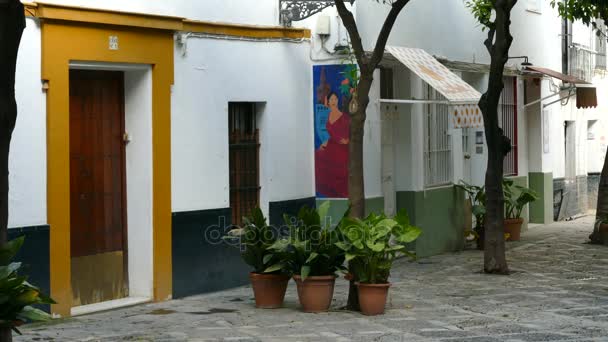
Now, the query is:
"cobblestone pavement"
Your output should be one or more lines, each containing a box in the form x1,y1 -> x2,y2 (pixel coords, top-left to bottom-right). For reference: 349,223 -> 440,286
17,216 -> 608,342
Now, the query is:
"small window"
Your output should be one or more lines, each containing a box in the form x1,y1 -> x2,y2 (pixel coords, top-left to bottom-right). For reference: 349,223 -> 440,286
380,67 -> 394,99
588,120 -> 597,140
424,85 -> 453,188
229,102 -> 261,226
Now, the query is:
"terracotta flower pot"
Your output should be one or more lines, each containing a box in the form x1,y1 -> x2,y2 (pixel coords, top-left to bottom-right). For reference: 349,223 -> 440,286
249,272 -> 290,309
600,223 -> 608,246
293,275 -> 336,313
357,282 -> 391,316
504,218 -> 524,241
474,226 -> 485,250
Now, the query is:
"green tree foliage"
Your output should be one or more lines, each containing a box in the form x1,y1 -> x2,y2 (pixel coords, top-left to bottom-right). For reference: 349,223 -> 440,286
551,0 -> 608,24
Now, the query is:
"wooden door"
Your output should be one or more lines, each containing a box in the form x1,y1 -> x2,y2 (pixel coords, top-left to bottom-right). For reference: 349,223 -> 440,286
69,70 -> 128,306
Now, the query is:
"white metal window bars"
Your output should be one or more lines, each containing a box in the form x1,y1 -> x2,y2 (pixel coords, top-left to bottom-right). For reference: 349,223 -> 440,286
499,76 -> 518,176
424,84 -> 453,188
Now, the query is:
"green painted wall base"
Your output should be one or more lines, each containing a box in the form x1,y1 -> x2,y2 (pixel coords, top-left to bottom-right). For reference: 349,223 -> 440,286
529,172 -> 553,224
396,186 -> 465,258
316,197 -> 384,226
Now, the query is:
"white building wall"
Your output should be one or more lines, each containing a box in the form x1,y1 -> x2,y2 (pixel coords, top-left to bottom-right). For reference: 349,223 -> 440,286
9,17 -> 47,228
171,37 -> 315,215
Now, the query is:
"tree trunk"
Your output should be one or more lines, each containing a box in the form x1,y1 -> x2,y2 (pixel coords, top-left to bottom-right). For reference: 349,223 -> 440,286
334,0 -> 411,312
591,148 -> 608,243
348,74 -> 373,219
479,0 -> 517,274
0,0 -> 25,248
0,328 -> 12,342
345,73 -> 373,311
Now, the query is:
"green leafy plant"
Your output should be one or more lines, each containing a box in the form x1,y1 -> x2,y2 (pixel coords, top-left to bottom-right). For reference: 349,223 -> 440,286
457,180 -> 487,229
0,237 -> 55,335
224,208 -> 285,274
336,210 -> 421,284
503,178 -> 539,220
266,202 -> 346,280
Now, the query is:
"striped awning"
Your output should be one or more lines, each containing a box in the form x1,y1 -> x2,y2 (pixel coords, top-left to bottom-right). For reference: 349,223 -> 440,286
386,46 -> 483,128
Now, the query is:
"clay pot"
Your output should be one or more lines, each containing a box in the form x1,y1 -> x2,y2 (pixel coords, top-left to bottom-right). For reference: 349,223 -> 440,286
357,282 -> 391,316
293,275 -> 336,313
504,218 -> 524,241
600,223 -> 608,246
249,273 -> 290,309
474,226 -> 485,250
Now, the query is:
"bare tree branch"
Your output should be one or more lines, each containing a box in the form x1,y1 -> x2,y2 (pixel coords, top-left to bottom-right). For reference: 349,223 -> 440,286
369,0 -> 411,69
334,0 -> 368,71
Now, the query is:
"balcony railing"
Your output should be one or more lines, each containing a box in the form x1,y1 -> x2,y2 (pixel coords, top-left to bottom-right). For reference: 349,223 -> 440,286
569,45 -> 595,83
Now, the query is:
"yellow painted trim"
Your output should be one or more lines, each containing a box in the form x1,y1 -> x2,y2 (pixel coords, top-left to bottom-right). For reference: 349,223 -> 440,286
35,1 -> 183,30
27,2 -> 311,39
43,22 -> 173,317
23,2 -> 38,17
183,20 -> 311,39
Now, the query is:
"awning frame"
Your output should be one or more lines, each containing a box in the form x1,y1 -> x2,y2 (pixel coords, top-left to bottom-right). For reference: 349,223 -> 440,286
523,85 -> 576,109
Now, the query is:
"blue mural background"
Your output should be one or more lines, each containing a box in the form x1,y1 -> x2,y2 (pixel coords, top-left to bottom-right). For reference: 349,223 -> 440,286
313,64 -> 355,149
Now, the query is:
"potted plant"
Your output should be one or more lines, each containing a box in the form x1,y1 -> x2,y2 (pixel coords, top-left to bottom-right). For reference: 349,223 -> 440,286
457,181 -> 486,250
503,178 -> 539,241
337,209 -> 421,316
598,217 -> 608,246
1,237 -> 55,342
225,208 -> 290,309
267,202 -> 345,313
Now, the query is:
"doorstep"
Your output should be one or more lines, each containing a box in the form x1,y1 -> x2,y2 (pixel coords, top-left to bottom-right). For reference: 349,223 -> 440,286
70,297 -> 151,317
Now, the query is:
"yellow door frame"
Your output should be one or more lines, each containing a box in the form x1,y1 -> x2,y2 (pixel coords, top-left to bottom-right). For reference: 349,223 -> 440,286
42,21 -> 174,316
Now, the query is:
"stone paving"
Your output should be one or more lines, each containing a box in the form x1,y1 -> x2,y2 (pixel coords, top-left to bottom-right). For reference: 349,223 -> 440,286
17,216 -> 608,341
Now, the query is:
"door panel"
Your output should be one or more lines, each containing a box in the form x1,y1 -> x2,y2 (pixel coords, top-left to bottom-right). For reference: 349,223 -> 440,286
69,70 -> 128,306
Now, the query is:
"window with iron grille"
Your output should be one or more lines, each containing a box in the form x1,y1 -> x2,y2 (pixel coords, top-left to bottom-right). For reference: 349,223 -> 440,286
499,77 -> 518,176
424,85 -> 452,188
229,102 -> 260,226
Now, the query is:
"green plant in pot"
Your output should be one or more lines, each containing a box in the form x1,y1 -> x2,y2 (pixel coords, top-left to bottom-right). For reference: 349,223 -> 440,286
337,209 -> 421,316
1,237 -> 55,342
267,201 -> 345,313
224,208 -> 289,309
457,181 -> 487,250
503,178 -> 539,241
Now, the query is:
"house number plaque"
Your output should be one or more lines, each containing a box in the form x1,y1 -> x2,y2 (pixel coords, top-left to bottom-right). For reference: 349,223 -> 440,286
109,36 -> 119,50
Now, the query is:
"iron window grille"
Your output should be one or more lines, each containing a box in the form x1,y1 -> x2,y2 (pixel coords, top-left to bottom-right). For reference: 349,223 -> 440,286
423,85 -> 453,188
229,103 -> 261,227
499,76 -> 518,176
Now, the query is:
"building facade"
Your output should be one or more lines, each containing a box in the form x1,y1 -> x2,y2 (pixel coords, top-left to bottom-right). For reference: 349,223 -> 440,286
8,0 -> 607,317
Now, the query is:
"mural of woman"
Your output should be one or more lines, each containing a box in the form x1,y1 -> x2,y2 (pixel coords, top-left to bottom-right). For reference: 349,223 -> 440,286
315,92 -> 350,198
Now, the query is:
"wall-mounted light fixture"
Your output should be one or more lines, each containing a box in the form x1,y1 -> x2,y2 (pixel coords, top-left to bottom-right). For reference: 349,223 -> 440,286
279,0 -> 355,27
508,56 -> 532,67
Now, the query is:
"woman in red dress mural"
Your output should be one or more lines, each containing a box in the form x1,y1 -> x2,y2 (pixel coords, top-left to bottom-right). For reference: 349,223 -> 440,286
315,92 -> 350,198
